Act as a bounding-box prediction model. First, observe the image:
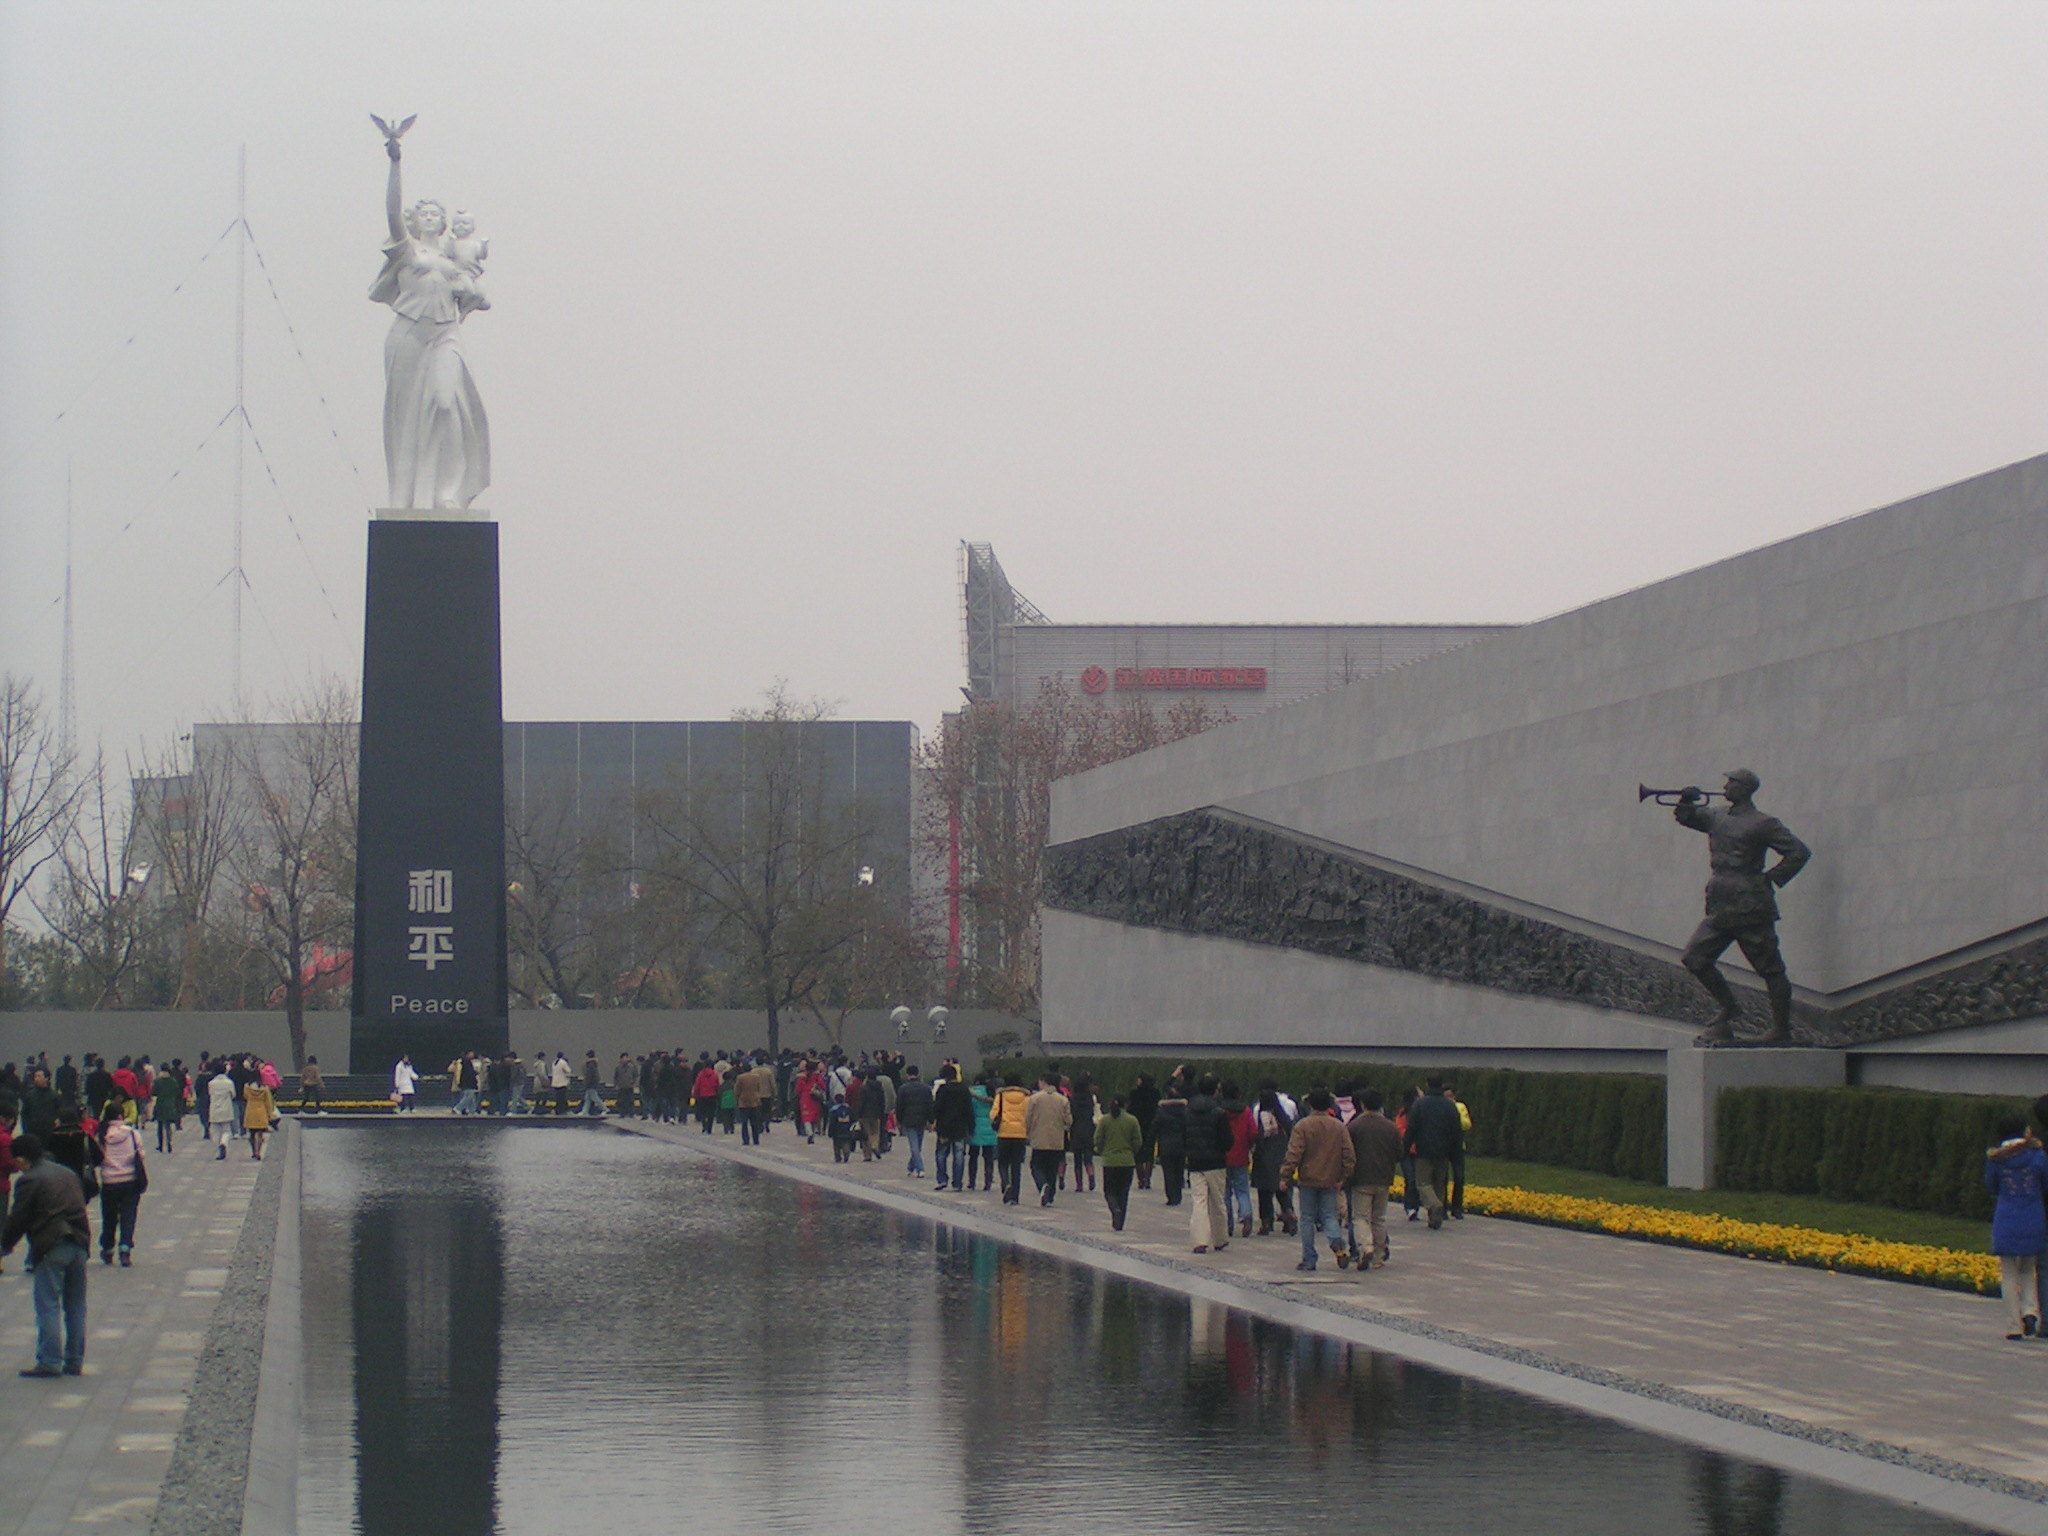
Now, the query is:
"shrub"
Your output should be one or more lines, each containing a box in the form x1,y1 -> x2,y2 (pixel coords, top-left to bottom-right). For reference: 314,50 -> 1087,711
1011,1054 -> 1667,1183
1716,1085 -> 2026,1221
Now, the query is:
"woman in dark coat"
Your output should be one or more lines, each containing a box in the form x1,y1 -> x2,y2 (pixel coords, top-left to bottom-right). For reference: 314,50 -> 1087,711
1128,1074 -> 1161,1191
1068,1073 -> 1099,1194
1151,1083 -> 1189,1207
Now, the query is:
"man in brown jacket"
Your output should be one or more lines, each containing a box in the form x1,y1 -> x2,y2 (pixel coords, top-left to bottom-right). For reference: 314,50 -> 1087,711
733,1056 -> 766,1145
1023,1075 -> 1073,1207
1344,1087 -> 1404,1270
1280,1089 -> 1355,1272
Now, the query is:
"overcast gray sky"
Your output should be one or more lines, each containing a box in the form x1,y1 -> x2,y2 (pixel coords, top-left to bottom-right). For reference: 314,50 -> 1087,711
4,2 -> 2047,756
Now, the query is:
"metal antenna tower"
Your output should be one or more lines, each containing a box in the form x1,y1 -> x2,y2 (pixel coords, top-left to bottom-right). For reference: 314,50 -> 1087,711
230,143 -> 248,700
58,460 -> 76,766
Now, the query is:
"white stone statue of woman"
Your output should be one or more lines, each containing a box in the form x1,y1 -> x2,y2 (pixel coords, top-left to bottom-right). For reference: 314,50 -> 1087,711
369,116 -> 490,511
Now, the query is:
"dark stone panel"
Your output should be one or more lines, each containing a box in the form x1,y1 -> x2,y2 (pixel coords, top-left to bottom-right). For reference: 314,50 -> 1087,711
1043,809 -> 1720,1026
1830,934 -> 2048,1046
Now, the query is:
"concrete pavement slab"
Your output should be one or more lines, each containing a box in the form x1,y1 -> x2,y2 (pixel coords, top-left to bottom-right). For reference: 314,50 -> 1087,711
0,1129 -> 262,1536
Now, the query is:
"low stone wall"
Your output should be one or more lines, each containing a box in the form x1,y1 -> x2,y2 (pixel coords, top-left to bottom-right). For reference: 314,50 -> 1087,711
0,1007 -> 1034,1074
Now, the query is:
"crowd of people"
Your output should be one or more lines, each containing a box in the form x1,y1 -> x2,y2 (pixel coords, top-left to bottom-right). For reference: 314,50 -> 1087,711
0,1050 -> 283,1379
783,1059 -> 1475,1274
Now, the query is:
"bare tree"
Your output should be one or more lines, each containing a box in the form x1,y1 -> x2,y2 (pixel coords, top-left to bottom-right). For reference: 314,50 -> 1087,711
641,685 -> 880,1056
33,754 -> 147,1008
0,675 -> 80,994
131,734 -> 237,1008
803,900 -> 935,1050
919,678 -> 1230,1015
223,681 -> 358,1071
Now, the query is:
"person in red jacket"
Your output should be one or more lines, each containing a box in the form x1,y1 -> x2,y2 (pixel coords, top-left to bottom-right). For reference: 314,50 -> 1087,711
691,1061 -> 722,1135
794,1061 -> 825,1145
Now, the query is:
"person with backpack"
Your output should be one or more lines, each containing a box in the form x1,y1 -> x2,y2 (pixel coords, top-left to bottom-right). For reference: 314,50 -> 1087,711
95,1110 -> 149,1266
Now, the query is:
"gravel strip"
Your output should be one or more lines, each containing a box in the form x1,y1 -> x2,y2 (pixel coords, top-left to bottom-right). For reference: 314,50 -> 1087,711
676,1129 -> 2048,1511
149,1127 -> 288,1536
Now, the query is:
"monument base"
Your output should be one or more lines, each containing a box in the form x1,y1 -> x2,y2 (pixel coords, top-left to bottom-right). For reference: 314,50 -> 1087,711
1666,1047 -> 1846,1189
350,516 -> 510,1076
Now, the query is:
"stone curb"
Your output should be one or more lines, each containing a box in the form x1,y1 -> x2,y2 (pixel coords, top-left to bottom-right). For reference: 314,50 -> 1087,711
239,1122 -> 301,1535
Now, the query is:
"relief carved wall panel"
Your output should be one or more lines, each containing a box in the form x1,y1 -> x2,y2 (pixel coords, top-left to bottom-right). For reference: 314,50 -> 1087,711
1042,808 -> 2047,1046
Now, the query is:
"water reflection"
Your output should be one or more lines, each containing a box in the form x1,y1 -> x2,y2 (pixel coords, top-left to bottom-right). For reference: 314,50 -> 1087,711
299,1127 -> 1973,1536
353,1183 -> 502,1535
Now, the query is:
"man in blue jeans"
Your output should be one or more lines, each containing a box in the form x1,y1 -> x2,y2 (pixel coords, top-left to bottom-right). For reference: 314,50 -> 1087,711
2,1135 -> 91,1377
894,1066 -> 934,1179
1280,1090 -> 1355,1272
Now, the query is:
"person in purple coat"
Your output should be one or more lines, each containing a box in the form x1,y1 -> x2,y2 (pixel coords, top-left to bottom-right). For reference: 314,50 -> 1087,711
1985,1115 -> 2047,1341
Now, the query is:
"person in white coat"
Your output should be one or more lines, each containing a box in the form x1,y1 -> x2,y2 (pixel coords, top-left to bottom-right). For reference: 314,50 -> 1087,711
392,1056 -> 419,1113
207,1072 -> 238,1159
548,1052 -> 573,1117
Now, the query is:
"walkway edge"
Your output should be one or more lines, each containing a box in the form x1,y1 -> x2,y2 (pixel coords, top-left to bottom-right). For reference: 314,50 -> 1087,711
148,1129 -> 287,1536
240,1123 -> 301,1536
635,1125 -> 2048,1536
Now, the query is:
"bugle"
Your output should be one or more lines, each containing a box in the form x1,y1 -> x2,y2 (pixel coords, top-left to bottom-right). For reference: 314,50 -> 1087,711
1638,784 -> 1724,808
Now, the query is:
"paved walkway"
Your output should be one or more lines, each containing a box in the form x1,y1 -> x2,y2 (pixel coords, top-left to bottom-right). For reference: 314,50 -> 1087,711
0,1132 -> 262,1536
644,1118 -> 2048,1494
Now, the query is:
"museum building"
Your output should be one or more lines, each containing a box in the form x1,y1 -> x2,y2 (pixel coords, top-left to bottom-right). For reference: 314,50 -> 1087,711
1039,454 -> 2048,1184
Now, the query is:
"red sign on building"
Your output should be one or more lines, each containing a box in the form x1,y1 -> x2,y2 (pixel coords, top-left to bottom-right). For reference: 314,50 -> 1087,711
1111,666 -> 1267,692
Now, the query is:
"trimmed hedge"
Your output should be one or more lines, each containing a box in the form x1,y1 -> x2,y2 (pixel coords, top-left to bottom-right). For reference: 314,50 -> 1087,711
1010,1054 -> 1667,1184
1716,1085 -> 2030,1222
1007,1054 -> 2032,1222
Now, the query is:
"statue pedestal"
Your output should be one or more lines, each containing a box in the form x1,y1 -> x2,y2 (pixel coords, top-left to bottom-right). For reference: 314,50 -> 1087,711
1666,1047 -> 1845,1189
349,515 -> 509,1073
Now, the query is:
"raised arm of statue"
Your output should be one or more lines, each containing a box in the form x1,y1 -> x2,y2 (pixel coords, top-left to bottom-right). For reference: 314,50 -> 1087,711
385,143 -> 405,243
370,112 -> 415,244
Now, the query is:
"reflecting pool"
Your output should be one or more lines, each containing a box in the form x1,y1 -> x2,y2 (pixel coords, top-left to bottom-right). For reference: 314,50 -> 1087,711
297,1123 -> 1974,1535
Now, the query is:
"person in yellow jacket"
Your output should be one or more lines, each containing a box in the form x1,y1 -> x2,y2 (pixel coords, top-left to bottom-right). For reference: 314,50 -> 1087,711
990,1073 -> 1033,1206
1446,1087 -> 1472,1220
241,1079 -> 277,1162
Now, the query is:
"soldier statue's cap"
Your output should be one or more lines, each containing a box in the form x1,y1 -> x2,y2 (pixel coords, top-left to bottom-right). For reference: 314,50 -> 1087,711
1724,768 -> 1761,791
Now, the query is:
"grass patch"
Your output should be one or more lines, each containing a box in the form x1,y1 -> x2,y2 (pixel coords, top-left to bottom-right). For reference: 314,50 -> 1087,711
1466,1155 -> 1986,1255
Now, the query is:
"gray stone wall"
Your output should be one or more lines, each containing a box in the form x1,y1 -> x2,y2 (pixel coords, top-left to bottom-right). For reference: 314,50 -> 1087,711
1048,453 -> 2048,1002
0,1008 -> 1032,1074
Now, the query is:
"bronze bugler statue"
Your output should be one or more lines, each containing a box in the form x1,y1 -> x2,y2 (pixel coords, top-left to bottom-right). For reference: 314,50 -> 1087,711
1653,770 -> 1811,1046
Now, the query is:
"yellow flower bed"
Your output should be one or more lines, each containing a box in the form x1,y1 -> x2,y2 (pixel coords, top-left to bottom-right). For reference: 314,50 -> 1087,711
1453,1182 -> 1999,1294
282,1100 -> 404,1113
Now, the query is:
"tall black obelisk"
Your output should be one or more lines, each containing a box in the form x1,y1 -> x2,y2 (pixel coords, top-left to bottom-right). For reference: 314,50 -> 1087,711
349,514 -> 509,1073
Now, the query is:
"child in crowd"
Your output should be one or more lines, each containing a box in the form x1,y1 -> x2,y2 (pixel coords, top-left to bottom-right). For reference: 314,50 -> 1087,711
1986,1115 -> 2046,1341
826,1099 -> 855,1164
